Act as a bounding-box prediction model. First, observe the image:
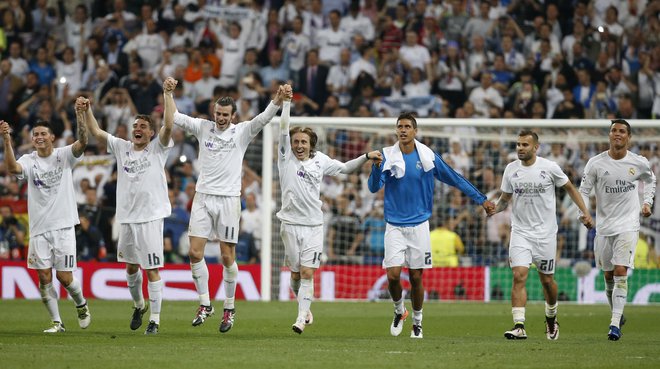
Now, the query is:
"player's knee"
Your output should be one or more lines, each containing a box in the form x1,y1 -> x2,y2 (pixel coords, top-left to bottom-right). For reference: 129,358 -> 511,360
221,253 -> 234,267
188,247 -> 204,262
55,271 -> 73,286
512,271 -> 527,284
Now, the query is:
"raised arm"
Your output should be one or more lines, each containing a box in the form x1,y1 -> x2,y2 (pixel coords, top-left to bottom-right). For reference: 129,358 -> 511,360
279,98 -> 291,159
78,96 -> 107,149
161,77 -> 177,146
72,97 -> 89,158
0,121 -> 22,175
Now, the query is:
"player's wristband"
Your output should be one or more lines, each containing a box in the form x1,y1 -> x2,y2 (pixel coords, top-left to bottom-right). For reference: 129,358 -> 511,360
365,152 -> 370,160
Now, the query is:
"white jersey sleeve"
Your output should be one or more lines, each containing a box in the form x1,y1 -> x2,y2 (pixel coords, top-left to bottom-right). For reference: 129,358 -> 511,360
173,111 -> 203,138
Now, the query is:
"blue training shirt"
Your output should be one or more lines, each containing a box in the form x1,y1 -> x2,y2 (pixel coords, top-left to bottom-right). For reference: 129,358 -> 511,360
368,149 -> 486,226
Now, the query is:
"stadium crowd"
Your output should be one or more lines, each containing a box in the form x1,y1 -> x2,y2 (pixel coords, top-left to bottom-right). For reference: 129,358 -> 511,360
0,0 -> 659,268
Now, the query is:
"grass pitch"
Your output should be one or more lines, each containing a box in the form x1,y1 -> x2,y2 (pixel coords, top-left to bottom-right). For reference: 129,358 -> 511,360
0,300 -> 659,369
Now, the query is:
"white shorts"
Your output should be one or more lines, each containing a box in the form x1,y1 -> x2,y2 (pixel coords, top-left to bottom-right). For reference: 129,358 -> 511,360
117,219 -> 164,269
280,223 -> 323,272
509,232 -> 557,274
189,193 -> 241,243
383,221 -> 432,269
595,232 -> 638,271
27,228 -> 77,271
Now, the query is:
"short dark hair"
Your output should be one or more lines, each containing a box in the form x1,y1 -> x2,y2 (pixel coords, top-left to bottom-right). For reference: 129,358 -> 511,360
33,120 -> 53,134
289,126 -> 318,157
396,112 -> 417,129
215,96 -> 237,115
610,119 -> 631,135
518,129 -> 539,143
135,114 -> 157,135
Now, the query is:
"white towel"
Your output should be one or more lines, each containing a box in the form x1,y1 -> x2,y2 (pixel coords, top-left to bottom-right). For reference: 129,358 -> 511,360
382,139 -> 436,179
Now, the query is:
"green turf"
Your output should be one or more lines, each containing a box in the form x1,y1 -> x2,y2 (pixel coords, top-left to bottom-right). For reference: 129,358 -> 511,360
1,300 -> 659,369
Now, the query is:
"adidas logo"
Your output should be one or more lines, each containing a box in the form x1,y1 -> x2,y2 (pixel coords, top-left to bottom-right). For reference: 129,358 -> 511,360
603,171 -> 610,176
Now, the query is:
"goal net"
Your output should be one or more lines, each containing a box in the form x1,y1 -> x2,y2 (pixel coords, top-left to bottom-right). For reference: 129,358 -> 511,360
245,118 -> 660,304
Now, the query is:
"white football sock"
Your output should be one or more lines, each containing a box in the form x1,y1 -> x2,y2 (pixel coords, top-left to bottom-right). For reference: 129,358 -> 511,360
605,279 -> 614,310
611,276 -> 627,328
393,297 -> 405,315
126,271 -> 145,309
413,309 -> 423,326
297,278 -> 313,321
148,279 -> 163,324
512,307 -> 525,326
64,278 -> 86,307
40,282 -> 61,323
191,260 -> 210,306
545,302 -> 558,318
223,262 -> 238,310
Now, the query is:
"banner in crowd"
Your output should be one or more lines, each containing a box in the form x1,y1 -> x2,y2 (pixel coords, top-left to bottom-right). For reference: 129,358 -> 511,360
0,261 -> 261,301
203,3 -> 252,21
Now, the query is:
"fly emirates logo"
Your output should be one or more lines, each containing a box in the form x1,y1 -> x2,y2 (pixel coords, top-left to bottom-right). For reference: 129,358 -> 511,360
605,179 -> 635,194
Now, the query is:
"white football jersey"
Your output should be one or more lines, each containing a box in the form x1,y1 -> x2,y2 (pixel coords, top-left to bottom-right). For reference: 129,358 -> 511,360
276,102 -> 346,226
277,145 -> 345,226
107,134 -> 173,223
580,151 -> 656,236
174,102 -> 279,197
16,146 -> 82,236
501,157 -> 569,238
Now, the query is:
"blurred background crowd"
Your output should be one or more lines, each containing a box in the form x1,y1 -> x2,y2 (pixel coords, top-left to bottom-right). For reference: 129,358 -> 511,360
0,0 -> 658,269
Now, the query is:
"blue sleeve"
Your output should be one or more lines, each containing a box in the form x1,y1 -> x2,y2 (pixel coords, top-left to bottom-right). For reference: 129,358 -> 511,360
368,151 -> 385,193
433,153 -> 486,204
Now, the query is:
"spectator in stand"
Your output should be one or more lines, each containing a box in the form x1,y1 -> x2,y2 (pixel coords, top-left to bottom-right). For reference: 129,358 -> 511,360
572,68 -> 596,109
316,10 -> 351,65
260,48 -> 290,90
462,0 -> 493,42
297,49 -> 328,116
0,205 -> 26,260
75,212 -> 106,262
100,87 -> 137,136
191,62 -> 220,114
282,16 -> 311,88
379,14 -> 404,51
164,188 -> 190,263
430,214 -> 465,268
327,48 -> 352,107
399,30 -> 433,83
340,0 -> 375,42
7,41 -> 29,79
403,67 -> 431,97
468,72 -> 503,118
